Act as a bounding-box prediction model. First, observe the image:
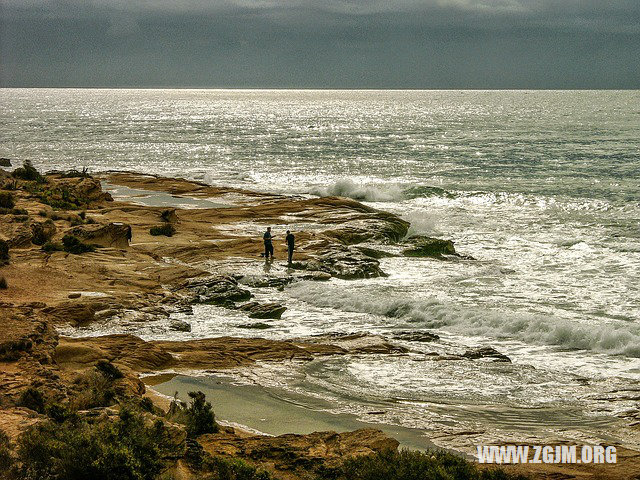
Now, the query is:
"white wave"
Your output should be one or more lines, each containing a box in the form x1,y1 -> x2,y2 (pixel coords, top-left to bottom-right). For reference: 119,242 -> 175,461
287,282 -> 640,358
310,179 -> 405,202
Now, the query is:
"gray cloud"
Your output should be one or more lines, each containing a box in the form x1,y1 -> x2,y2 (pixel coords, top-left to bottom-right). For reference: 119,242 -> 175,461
1,0 -> 639,87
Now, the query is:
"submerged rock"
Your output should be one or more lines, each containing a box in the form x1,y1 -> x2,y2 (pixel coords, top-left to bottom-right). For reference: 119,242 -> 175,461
169,320 -> 191,332
237,301 -> 287,319
402,236 -> 456,258
237,322 -> 272,330
463,346 -> 511,363
392,331 -> 440,343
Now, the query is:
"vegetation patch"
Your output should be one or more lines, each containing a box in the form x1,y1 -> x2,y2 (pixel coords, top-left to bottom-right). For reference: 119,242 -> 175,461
0,191 -> 15,208
17,387 -> 46,414
150,224 -> 176,237
167,391 -> 219,437
62,234 -> 96,254
200,456 -> 274,480
11,160 -> 45,183
317,448 -> 528,480
59,167 -> 92,178
15,408 -> 169,480
42,241 -> 64,253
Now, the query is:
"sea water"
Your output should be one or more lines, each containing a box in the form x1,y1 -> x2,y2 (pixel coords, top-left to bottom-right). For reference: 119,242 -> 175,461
2,89 -> 639,449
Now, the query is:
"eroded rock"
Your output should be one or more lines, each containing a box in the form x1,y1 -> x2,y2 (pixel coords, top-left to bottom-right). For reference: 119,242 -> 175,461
463,346 -> 511,363
67,222 -> 131,249
402,236 -> 456,258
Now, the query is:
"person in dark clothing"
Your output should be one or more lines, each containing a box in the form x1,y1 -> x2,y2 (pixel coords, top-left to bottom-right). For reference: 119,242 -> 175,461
126,225 -> 132,244
285,230 -> 295,264
263,227 -> 274,259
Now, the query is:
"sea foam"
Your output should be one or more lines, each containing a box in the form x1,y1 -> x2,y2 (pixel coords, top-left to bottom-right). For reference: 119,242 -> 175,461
287,282 -> 640,358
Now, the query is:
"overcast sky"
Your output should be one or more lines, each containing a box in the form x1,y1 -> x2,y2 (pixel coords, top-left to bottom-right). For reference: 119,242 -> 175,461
1,0 -> 638,88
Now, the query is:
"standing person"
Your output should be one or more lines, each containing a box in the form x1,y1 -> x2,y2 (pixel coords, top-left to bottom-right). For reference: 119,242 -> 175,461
263,227 -> 274,259
285,230 -> 295,264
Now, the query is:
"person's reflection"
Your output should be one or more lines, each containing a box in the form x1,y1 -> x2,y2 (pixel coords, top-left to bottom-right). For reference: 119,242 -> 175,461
263,257 -> 273,273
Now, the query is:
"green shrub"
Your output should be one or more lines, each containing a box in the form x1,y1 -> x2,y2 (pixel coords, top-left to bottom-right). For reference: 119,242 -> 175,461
42,241 -> 63,253
62,234 -> 95,254
70,371 -> 117,410
168,391 -> 218,438
60,167 -> 91,179
0,276 -> 7,289
45,403 -> 77,424
185,391 -> 218,437
150,224 -> 176,237
16,408 -> 168,480
12,160 -> 45,183
95,360 -> 124,380
17,387 -> 46,413
317,449 -> 528,480
0,191 -> 15,209
202,456 -> 274,480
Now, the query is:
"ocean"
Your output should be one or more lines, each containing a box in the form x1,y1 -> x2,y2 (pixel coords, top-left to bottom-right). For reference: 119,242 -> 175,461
2,88 -> 639,449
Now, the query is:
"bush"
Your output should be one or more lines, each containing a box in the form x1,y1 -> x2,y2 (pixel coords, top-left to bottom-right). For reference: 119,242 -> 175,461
42,241 -> 63,253
16,408 -> 168,480
317,449 -> 528,480
95,360 -> 124,380
150,224 -> 176,237
70,371 -> 117,410
17,387 -> 46,414
62,234 -> 95,254
168,391 -> 218,438
0,191 -> 15,208
0,276 -> 7,289
12,160 -> 45,183
202,456 -> 274,480
45,402 -> 77,424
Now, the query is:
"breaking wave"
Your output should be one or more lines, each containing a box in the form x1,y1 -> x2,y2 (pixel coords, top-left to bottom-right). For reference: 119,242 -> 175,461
310,179 -> 455,202
287,282 -> 640,358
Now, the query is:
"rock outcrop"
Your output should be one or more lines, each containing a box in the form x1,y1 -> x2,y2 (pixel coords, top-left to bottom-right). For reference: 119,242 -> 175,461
67,222 -> 131,249
199,428 -> 399,478
292,246 -> 386,279
402,235 -> 456,258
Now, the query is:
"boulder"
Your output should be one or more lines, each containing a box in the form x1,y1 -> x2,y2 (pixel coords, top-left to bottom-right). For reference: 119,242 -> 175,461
238,275 -> 293,289
402,236 -> 456,258
462,346 -> 511,363
67,222 -> 130,249
0,158 -> 11,167
238,301 -> 287,319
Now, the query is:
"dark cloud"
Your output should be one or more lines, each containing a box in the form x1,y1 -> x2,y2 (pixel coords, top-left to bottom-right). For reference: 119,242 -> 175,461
1,0 -> 639,87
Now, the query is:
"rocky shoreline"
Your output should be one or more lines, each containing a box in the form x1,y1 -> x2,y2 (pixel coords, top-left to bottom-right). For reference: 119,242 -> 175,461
1,164 -> 638,479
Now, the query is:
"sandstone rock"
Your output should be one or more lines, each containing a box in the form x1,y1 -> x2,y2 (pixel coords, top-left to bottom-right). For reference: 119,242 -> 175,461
238,275 -> 293,289
67,222 -> 130,249
200,428 -> 399,476
43,301 -> 98,326
237,301 -> 287,319
355,245 -> 398,259
402,235 -> 456,258
463,346 -> 511,363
